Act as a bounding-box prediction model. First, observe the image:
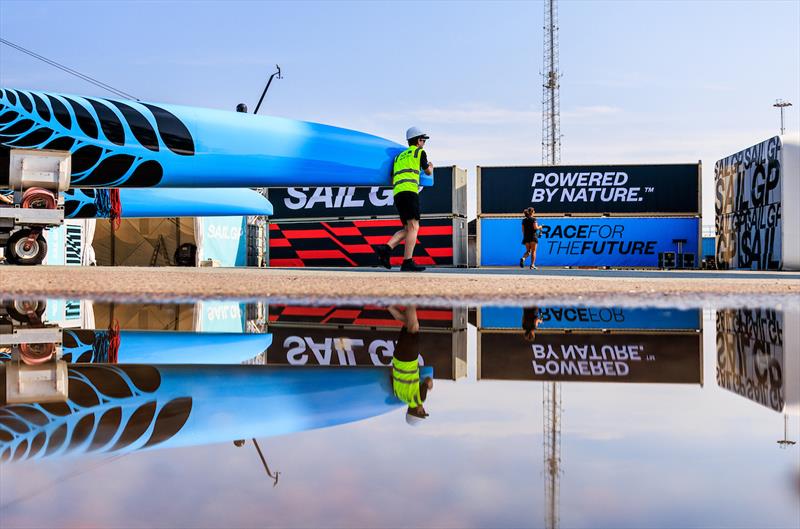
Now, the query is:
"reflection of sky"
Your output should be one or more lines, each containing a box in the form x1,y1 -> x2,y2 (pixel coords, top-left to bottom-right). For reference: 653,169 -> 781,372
2,313 -> 799,528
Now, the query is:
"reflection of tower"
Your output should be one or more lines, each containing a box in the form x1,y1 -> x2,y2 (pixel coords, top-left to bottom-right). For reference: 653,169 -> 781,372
543,381 -> 562,529
542,1 -> 562,528
777,415 -> 796,448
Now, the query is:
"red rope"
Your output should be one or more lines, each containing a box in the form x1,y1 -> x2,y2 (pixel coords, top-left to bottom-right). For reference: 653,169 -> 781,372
109,189 -> 122,230
107,319 -> 120,364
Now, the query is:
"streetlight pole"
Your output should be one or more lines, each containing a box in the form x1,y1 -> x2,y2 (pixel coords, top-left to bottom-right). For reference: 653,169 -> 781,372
773,99 -> 792,135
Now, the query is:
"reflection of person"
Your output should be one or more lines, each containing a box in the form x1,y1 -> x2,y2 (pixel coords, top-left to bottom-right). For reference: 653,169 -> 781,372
387,305 -> 433,423
375,127 -> 433,272
522,306 -> 543,342
520,207 -> 543,270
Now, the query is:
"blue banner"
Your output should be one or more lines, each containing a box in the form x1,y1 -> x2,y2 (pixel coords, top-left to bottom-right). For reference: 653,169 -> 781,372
479,217 -> 699,267
199,216 -> 247,267
479,306 -> 701,330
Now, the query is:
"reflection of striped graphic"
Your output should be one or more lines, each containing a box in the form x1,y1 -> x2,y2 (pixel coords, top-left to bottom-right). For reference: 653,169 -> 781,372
268,305 -> 454,327
66,224 -> 82,264
269,218 -> 454,267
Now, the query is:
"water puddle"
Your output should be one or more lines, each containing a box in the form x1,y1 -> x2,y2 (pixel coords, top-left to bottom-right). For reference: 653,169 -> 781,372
1,298 -> 797,528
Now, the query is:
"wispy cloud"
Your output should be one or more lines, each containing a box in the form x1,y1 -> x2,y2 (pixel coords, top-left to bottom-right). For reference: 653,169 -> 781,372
563,105 -> 623,118
374,104 -> 540,126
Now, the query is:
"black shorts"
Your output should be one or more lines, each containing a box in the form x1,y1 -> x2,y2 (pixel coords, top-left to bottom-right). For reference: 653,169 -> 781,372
395,191 -> 420,224
395,328 -> 420,362
522,236 -> 538,244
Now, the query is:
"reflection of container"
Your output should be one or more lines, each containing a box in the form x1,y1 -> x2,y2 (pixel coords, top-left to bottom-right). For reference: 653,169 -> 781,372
268,325 -> 465,380
0,364 -> 431,463
265,305 -> 467,379
478,306 -> 701,331
716,308 -> 799,414
478,331 -> 702,384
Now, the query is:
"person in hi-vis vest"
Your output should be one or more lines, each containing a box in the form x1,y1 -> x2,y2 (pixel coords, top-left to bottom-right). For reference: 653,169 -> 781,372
375,127 -> 434,272
388,305 -> 433,424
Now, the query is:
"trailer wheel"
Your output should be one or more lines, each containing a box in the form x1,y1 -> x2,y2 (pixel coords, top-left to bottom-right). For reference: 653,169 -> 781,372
6,229 -> 47,266
3,299 -> 47,323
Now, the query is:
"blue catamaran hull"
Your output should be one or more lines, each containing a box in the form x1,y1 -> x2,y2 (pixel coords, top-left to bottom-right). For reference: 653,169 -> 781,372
0,89 -> 434,189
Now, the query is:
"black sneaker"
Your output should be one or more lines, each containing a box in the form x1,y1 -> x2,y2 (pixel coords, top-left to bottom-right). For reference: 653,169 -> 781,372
400,259 -> 426,272
375,244 -> 392,269
519,258 -> 525,268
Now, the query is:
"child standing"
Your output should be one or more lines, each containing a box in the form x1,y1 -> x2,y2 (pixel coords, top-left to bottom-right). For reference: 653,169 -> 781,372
520,207 -> 542,270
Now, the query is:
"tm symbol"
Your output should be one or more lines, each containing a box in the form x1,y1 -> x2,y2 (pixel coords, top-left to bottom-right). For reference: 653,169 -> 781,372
646,355 -> 656,361
645,187 -> 655,193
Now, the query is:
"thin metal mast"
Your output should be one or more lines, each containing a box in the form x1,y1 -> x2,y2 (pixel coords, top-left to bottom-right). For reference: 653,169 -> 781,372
542,2 -> 562,528
542,0 -> 561,165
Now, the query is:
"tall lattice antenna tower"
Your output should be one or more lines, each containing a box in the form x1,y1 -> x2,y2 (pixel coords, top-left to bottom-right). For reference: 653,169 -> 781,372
542,3 -> 563,527
542,0 -> 561,165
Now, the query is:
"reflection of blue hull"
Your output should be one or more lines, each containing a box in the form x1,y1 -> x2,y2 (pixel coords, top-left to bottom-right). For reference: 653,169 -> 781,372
0,89 -> 434,189
64,188 -> 273,218
0,365 -> 433,462
62,330 -> 271,364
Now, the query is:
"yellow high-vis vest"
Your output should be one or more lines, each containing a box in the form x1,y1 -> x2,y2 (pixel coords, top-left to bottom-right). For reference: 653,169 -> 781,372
392,356 -> 423,407
392,146 -> 424,195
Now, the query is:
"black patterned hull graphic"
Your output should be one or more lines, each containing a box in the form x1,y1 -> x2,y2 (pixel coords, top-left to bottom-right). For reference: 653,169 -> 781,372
0,88 -> 200,187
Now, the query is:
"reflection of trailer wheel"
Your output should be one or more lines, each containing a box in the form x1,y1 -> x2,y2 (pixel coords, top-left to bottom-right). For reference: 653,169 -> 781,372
4,300 -> 46,323
6,229 -> 47,266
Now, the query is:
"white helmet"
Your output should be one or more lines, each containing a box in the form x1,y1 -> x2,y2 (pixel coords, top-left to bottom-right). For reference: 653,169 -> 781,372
405,412 -> 426,426
406,127 -> 430,141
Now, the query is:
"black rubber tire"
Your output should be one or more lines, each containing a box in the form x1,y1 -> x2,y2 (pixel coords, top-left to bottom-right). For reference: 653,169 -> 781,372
6,229 -> 47,266
4,299 -> 47,323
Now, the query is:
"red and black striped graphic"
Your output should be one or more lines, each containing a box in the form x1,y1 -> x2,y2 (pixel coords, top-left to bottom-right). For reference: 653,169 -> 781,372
269,218 -> 455,267
268,305 -> 455,328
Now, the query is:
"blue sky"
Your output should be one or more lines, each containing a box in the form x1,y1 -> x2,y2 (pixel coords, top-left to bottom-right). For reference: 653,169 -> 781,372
1,0 -> 799,221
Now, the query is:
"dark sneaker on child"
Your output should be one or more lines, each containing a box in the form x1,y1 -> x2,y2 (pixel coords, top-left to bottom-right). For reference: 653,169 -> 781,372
400,259 -> 426,272
519,258 -> 524,268
375,244 -> 392,269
